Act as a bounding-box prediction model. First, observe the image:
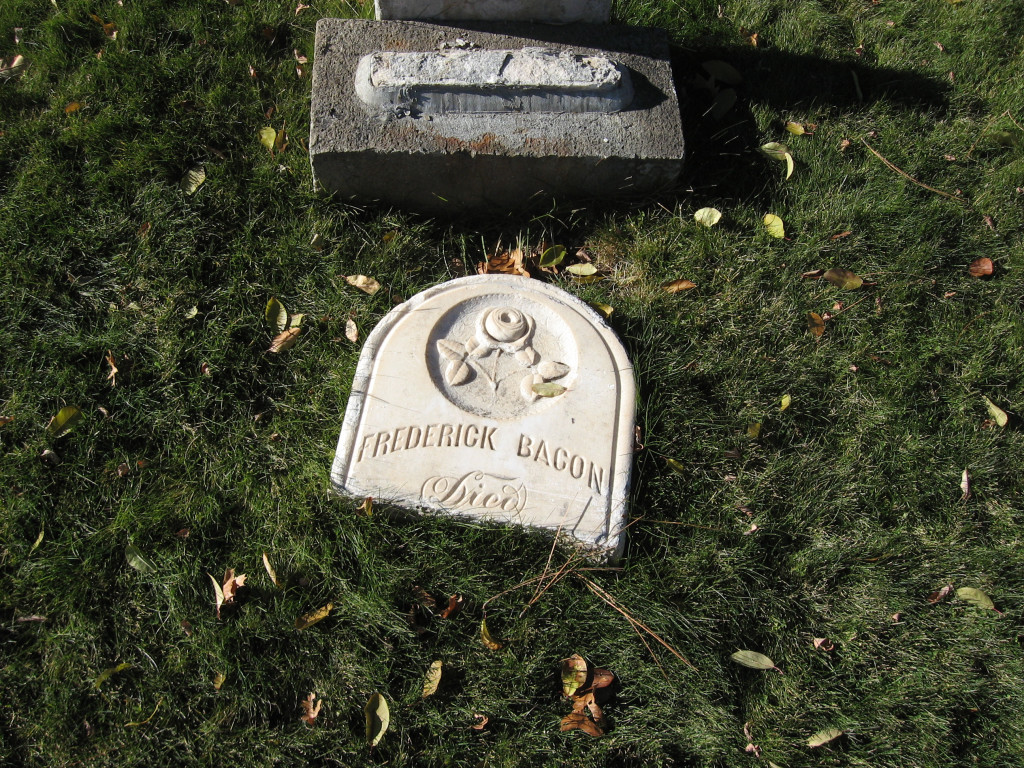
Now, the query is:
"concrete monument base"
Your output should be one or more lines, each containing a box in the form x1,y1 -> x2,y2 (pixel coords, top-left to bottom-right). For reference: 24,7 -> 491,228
309,19 -> 684,214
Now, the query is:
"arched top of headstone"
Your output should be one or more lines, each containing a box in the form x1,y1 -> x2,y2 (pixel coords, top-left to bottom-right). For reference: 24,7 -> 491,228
331,275 -> 635,560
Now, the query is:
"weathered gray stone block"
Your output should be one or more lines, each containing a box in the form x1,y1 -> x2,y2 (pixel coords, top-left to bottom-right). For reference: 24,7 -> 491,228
309,19 -> 684,214
375,0 -> 612,24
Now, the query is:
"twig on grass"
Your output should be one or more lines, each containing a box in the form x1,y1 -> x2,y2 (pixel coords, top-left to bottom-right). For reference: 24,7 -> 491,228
580,576 -> 696,671
861,138 -> 965,203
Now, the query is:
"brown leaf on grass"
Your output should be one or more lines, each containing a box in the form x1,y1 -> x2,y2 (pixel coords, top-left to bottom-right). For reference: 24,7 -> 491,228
300,692 -> 323,725
662,279 -> 697,293
137,222 -> 151,239
262,552 -> 279,588
968,257 -> 994,277
807,312 -> 825,337
481,618 -> 502,650
345,319 -> 358,343
479,247 -> 529,276
275,127 -> 288,154
116,462 -> 131,478
0,415 -> 13,427
412,585 -> 436,612
16,614 -> 47,623
960,468 -> 971,502
801,269 -> 825,279
105,351 -> 119,387
268,327 -> 301,353
831,230 -> 853,240
439,595 -> 464,619
813,637 -> 835,651
346,274 -> 381,294
293,49 -> 308,64
295,603 -> 333,630
560,712 -> 604,737
295,63 -> 307,78
295,3 -> 311,14
180,620 -> 192,636
65,101 -> 82,115
90,14 -> 118,39
983,215 -> 996,232
470,713 -> 489,730
927,583 -> 954,604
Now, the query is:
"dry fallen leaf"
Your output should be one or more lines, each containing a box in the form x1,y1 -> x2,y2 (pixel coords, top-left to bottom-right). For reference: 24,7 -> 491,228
262,552 -> 279,588
356,496 -> 373,516
345,319 -> 359,343
181,166 -> 205,195
481,618 -> 502,650
259,126 -> 277,154
694,207 -> 723,227
300,692 -> 323,725
479,247 -> 529,276
65,101 -> 82,115
439,594 -> 464,619
470,713 -> 488,730
813,637 -> 835,651
268,327 -> 301,353
807,311 -> 825,338
104,350 -> 119,387
662,279 -> 697,293
730,650 -> 780,672
422,660 -> 442,698
780,394 -> 792,411
0,415 -> 13,427
213,672 -> 226,690
561,654 -> 588,698
560,712 -> 604,737
295,603 -> 334,630
763,213 -> 786,238
807,728 -> 844,748
960,468 -> 970,502
365,692 -> 390,747
983,396 -> 1009,427
346,274 -> 381,294
968,257 -> 994,277
823,268 -> 864,290
927,583 -> 954,604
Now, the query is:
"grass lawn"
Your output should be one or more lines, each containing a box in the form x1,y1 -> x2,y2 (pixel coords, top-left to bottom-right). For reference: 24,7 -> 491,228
2,0 -> 1023,765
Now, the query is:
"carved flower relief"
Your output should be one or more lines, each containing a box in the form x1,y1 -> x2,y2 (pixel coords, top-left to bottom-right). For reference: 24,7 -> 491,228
435,306 -> 570,401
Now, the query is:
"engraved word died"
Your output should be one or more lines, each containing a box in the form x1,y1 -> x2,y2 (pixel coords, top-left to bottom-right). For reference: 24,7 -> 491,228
331,275 -> 635,559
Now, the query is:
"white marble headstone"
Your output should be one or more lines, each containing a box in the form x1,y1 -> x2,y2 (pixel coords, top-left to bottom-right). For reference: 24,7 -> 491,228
331,275 -> 634,559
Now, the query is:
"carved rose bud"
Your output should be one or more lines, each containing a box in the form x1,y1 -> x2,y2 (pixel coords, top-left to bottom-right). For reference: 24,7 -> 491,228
475,307 -> 535,353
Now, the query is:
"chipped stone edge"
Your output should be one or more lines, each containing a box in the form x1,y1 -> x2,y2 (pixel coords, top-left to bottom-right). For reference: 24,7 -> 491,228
330,274 -> 635,562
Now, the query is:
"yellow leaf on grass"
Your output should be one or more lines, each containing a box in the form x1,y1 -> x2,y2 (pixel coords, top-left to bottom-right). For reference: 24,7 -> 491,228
589,302 -> 614,319
422,660 -> 442,698
561,654 -> 588,697
785,121 -> 806,135
763,214 -> 786,238
268,327 -> 301,353
365,692 -> 390,747
807,311 -> 825,337
760,142 -> 795,179
94,662 -> 132,689
265,297 -> 288,332
730,650 -> 777,670
213,672 -> 226,690
807,728 -> 844,748
956,587 -> 995,610
665,457 -> 686,474
746,422 -> 762,439
47,405 -> 82,436
181,166 -> 205,195
65,101 -> 82,114
780,394 -> 792,411
295,602 -> 333,630
983,396 -> 1009,427
823,268 -> 863,290
259,126 -> 277,153
346,274 -> 381,295
481,618 -> 502,650
694,207 -> 722,227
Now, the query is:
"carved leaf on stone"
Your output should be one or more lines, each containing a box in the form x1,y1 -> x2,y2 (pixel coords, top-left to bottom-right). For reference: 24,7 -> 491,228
538,361 -> 570,380
437,339 -> 466,362
465,335 -> 487,357
446,360 -> 473,386
521,373 -> 543,403
516,346 -> 539,366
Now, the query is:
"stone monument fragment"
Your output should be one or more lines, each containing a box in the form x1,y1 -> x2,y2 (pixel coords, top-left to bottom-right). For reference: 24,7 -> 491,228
309,19 -> 685,213
375,0 -> 612,24
331,276 -> 635,560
